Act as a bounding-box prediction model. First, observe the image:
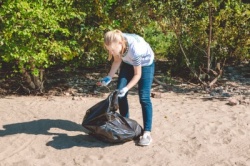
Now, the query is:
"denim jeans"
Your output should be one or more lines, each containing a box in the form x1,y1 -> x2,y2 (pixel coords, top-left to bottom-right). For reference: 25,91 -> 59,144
117,62 -> 155,131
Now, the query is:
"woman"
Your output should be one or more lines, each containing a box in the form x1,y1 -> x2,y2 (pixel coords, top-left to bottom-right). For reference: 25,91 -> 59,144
101,29 -> 155,146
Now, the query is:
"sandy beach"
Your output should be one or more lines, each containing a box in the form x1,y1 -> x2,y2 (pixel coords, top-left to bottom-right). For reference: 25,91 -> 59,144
0,90 -> 250,166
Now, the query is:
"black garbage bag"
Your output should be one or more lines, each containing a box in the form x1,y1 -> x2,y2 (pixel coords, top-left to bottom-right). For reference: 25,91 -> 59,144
82,90 -> 143,143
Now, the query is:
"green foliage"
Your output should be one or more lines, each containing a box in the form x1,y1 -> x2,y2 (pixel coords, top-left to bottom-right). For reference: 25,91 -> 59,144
146,0 -> 249,73
144,21 -> 174,57
0,0 -> 86,74
0,0 -> 249,90
214,1 -> 250,60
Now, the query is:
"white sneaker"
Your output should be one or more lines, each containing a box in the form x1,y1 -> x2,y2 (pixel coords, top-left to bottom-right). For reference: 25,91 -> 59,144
138,133 -> 152,146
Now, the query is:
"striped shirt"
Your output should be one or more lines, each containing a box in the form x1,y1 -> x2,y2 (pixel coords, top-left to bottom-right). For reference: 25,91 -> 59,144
121,33 -> 154,66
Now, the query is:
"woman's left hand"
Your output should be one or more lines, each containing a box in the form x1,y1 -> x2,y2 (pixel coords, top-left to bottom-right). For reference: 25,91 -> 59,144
118,87 -> 128,97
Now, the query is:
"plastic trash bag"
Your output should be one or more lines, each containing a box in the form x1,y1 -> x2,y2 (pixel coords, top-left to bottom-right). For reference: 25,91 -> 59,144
82,90 -> 143,143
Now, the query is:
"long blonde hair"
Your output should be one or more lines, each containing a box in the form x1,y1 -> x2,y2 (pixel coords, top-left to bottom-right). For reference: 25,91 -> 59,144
104,29 -> 127,61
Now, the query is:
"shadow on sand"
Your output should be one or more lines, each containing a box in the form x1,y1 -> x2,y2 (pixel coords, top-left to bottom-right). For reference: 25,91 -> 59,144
0,119 -> 117,149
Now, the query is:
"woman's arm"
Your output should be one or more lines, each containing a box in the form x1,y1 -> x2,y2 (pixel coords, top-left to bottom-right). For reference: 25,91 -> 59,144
108,55 -> 122,77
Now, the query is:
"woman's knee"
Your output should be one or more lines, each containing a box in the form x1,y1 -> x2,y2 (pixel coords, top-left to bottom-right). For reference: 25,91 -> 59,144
139,94 -> 151,104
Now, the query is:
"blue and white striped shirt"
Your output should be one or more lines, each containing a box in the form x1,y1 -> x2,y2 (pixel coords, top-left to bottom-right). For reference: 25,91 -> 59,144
121,33 -> 154,66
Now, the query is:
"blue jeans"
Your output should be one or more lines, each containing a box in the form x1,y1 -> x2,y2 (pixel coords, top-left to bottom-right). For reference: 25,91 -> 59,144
117,62 -> 155,131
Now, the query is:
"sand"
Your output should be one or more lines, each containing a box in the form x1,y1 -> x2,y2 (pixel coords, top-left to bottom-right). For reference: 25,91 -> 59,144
0,91 -> 250,166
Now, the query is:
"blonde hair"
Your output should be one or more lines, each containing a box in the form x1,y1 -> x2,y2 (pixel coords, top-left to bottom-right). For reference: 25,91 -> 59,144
104,29 -> 127,61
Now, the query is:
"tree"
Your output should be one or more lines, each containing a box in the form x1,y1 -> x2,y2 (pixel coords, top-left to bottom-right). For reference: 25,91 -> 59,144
145,0 -> 250,87
0,0 -> 86,93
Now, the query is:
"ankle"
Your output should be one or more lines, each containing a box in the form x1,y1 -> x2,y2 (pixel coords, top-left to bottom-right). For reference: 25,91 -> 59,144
143,131 -> 151,136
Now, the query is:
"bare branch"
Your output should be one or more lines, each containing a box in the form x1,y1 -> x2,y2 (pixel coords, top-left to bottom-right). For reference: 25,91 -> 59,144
209,69 -> 223,87
178,41 -> 207,86
194,44 -> 207,57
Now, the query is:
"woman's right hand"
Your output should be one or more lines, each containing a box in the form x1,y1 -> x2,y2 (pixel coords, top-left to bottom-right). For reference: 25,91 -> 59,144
100,76 -> 112,86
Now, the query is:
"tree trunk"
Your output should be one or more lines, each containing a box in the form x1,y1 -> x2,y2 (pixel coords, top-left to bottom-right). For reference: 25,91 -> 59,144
207,1 -> 212,80
21,68 -> 45,94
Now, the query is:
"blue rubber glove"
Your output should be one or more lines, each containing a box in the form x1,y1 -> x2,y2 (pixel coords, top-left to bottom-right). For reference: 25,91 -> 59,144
118,87 -> 128,97
101,76 -> 112,86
